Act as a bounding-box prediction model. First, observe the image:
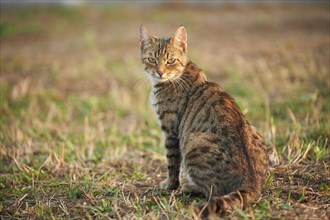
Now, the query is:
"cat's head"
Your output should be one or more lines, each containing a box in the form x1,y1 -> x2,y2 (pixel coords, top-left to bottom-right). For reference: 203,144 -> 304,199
140,26 -> 189,84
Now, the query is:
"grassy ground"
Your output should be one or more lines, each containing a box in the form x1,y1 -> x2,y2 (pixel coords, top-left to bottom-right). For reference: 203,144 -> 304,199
1,4 -> 329,219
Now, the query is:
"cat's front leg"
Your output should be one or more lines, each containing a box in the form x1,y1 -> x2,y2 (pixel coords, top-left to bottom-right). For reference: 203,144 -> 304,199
160,135 -> 181,190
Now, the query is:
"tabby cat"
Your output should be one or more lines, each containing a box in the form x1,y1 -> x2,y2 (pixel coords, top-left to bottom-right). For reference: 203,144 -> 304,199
140,25 -> 268,217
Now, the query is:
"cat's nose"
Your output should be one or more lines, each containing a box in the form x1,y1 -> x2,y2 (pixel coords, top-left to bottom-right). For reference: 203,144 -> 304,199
157,70 -> 164,77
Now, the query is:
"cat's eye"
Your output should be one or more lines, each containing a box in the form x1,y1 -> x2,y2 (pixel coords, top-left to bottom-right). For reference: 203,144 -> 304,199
167,58 -> 176,65
148,57 -> 157,64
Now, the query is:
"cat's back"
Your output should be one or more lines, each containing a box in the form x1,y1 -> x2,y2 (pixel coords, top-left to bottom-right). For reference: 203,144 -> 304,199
180,81 -> 247,139
190,81 -> 267,158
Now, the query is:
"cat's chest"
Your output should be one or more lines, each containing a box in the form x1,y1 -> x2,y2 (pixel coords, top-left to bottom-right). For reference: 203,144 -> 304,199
150,92 -> 159,115
150,92 -> 168,117
150,91 -> 182,127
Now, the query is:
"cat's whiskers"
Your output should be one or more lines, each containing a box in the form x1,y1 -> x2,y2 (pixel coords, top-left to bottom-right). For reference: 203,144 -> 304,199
132,73 -> 149,91
165,74 -> 186,92
179,77 -> 190,91
169,78 -> 179,94
175,79 -> 185,92
174,76 -> 190,92
168,76 -> 179,90
177,79 -> 186,92
179,74 -> 193,87
133,73 -> 147,83
174,78 -> 187,92
171,75 -> 187,92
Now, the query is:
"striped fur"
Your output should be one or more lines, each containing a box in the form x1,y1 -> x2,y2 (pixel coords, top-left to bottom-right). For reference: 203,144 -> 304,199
140,26 -> 268,217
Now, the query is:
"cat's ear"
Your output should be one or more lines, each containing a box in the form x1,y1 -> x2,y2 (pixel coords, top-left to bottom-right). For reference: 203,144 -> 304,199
140,25 -> 154,48
171,25 -> 187,52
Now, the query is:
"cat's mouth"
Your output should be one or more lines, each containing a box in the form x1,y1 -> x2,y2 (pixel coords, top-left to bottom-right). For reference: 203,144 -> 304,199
149,72 -> 179,83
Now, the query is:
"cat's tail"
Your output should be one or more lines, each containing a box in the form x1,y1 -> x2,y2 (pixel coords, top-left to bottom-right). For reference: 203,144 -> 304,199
193,190 -> 253,218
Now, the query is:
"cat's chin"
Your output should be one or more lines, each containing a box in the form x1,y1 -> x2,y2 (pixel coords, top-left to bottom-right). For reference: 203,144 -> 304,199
150,79 -> 169,86
148,75 -> 179,85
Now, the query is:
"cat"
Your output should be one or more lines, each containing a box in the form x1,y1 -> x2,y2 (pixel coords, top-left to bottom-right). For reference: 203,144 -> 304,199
140,25 -> 269,217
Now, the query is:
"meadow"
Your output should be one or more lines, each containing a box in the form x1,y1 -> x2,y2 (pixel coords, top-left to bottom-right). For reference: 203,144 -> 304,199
0,4 -> 329,219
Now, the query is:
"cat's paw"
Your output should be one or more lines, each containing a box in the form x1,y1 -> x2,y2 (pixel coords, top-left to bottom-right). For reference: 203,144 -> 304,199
180,183 -> 200,196
160,178 -> 179,190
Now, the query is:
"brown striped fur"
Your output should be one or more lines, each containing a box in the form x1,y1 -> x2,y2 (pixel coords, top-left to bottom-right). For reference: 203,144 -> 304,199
140,25 -> 268,217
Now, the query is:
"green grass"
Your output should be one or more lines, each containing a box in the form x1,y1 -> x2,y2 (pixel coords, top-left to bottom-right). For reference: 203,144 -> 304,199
0,20 -> 42,38
1,4 -> 329,220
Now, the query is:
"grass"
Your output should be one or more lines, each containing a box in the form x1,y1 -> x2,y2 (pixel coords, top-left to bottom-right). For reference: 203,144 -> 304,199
1,4 -> 330,219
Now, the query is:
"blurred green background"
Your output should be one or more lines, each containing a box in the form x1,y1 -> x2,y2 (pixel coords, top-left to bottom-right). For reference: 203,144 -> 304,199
0,2 -> 329,219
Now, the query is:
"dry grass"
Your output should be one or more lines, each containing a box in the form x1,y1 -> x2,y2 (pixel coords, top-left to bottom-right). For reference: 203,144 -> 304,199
1,4 -> 329,219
